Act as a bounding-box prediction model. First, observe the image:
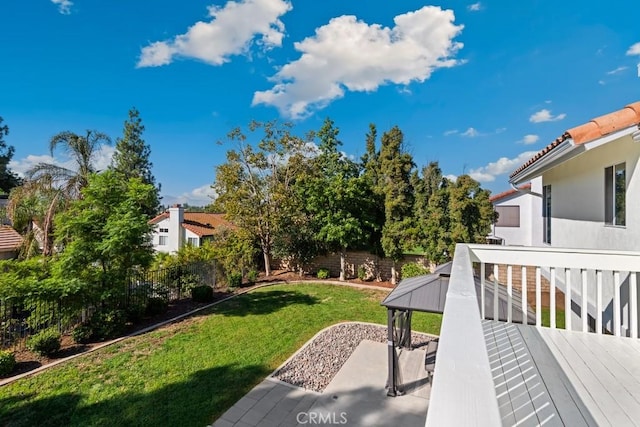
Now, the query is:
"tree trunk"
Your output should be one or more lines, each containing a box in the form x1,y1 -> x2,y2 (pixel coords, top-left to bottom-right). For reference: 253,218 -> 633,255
339,247 -> 346,281
391,262 -> 397,285
263,249 -> 271,277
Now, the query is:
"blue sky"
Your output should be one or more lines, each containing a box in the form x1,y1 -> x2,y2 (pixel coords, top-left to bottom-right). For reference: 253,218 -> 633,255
2,0 -> 639,205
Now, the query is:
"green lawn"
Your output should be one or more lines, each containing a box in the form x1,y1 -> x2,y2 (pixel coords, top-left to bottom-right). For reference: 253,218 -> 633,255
0,283 -> 441,427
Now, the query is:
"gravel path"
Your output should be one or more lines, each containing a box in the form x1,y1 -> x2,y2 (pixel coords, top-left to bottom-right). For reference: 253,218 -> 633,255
272,323 -> 435,392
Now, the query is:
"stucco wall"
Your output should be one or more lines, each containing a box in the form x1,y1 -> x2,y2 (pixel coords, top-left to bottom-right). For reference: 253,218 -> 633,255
152,217 -> 171,253
543,133 -> 640,251
491,177 -> 543,247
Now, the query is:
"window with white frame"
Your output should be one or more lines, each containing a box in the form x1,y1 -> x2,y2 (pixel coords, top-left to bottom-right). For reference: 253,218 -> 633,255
605,163 -> 626,226
158,236 -> 168,246
543,185 -> 551,244
187,237 -> 199,246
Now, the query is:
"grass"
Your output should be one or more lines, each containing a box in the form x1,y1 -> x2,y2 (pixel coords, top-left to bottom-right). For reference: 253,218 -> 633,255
541,307 -> 566,329
0,283 -> 441,427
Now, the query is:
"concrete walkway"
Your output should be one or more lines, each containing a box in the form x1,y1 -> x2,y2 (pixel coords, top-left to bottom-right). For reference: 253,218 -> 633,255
213,340 -> 430,427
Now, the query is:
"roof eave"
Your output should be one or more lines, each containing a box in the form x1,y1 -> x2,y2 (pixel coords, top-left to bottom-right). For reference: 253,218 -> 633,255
509,140 -> 577,185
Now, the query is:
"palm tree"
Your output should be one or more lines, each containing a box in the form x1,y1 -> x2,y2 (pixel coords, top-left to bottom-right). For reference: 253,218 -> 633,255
11,130 -> 112,256
27,130 -> 112,199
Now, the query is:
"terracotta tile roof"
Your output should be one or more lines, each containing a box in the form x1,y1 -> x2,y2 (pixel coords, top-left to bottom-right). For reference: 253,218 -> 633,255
490,183 -> 532,202
149,211 -> 235,237
510,101 -> 640,179
0,225 -> 23,252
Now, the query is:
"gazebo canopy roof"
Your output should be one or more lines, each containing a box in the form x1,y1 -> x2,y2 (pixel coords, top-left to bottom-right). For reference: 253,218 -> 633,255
381,263 -> 452,314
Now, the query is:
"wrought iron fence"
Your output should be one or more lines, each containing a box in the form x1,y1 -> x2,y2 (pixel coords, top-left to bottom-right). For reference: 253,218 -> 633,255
0,261 -> 217,349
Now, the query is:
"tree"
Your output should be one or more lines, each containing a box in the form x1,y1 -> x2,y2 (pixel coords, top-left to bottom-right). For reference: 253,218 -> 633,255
27,130 -> 112,199
297,118 -> 375,280
111,108 -> 160,216
377,126 -> 415,284
0,117 -> 22,194
423,175 -> 495,263
54,170 -> 156,304
213,120 -> 312,276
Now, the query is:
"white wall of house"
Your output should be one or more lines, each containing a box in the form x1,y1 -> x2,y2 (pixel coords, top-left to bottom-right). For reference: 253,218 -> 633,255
168,205 -> 184,253
151,217 -> 172,253
185,230 -> 200,247
491,177 -> 543,246
543,133 -> 640,251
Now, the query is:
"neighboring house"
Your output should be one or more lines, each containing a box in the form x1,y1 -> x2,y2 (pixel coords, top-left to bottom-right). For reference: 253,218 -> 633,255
149,204 -> 234,253
488,177 -> 542,246
0,225 -> 23,260
510,101 -> 640,250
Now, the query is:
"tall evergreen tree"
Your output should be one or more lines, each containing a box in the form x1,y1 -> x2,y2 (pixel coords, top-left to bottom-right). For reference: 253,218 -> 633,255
0,117 -> 22,194
377,125 -> 415,284
111,108 -> 160,216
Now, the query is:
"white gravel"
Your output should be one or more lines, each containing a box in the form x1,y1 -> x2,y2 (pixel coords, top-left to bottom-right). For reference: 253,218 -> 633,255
272,323 -> 434,392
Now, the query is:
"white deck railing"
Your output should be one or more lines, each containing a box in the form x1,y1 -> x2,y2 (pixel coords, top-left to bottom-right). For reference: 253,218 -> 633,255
426,243 -> 640,427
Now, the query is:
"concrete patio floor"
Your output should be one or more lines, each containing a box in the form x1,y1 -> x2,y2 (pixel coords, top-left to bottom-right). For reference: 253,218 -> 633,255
213,340 -> 430,427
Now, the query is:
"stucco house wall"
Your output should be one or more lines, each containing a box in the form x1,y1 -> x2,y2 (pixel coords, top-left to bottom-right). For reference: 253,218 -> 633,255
543,133 -> 640,251
491,177 -> 543,246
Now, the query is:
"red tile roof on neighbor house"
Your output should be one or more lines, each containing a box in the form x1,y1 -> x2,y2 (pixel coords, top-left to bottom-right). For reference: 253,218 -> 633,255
0,225 -> 23,252
490,183 -> 532,203
149,212 -> 234,237
510,101 -> 640,179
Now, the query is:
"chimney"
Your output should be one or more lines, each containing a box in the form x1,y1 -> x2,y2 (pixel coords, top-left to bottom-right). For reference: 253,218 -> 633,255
168,204 -> 184,253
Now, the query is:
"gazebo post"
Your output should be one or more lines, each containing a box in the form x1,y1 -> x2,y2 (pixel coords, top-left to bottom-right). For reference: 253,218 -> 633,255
387,308 -> 400,396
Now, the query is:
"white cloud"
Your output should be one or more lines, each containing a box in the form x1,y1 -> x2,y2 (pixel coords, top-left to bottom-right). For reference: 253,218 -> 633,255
8,145 -> 115,177
51,0 -> 73,15
137,0 -> 292,67
626,42 -> 640,56
518,134 -> 539,145
443,129 -> 458,136
606,66 -> 628,75
598,79 -> 606,85
444,174 -> 458,182
467,2 -> 482,11
253,6 -> 464,119
495,127 -> 507,134
163,184 -> 217,207
529,109 -> 566,123
461,127 -> 480,137
468,151 -> 537,183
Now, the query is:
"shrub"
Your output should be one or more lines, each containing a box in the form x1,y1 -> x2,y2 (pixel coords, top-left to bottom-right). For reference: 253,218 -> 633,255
227,272 -> 242,288
317,268 -> 330,279
26,328 -> 61,357
0,350 -> 16,376
191,286 -> 214,303
357,265 -> 367,281
146,297 -> 169,316
71,324 -> 93,344
247,269 -> 258,285
401,262 -> 430,279
89,309 -> 127,341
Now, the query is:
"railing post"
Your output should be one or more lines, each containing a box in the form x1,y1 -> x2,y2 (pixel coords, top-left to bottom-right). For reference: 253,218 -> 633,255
522,266 -> 528,325
550,267 -> 556,329
596,270 -> 603,334
614,271 -> 621,337
565,268 -> 571,331
493,264 -> 499,321
536,267 -> 542,327
631,272 -> 638,339
507,265 -> 513,323
480,263 -> 486,319
581,269 -> 588,333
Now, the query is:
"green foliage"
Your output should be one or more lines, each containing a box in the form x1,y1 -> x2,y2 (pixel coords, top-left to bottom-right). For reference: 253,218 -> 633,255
227,272 -> 242,288
85,309 -> 127,341
213,120 -> 314,275
401,262 -> 430,279
110,108 -> 160,216
0,350 -> 16,376
247,269 -> 258,284
26,328 -> 61,356
71,324 -> 93,344
146,297 -> 168,316
316,268 -> 330,279
206,230 -> 256,281
191,286 -> 214,303
357,265 -> 367,280
54,170 -> 156,305
0,117 -> 22,194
